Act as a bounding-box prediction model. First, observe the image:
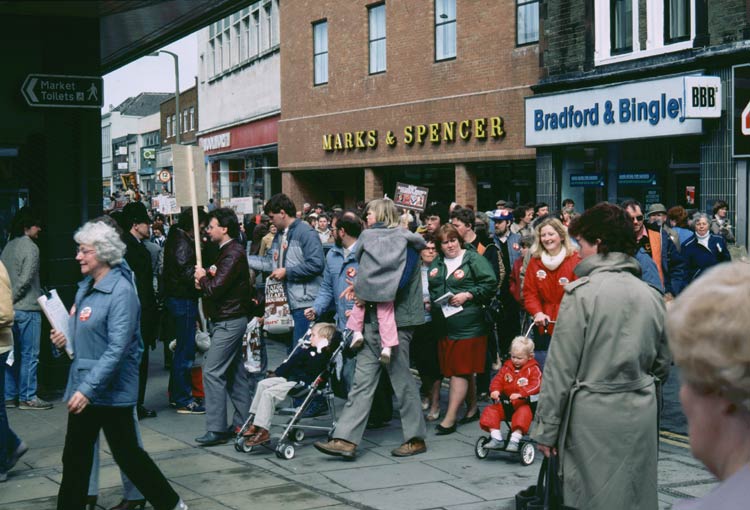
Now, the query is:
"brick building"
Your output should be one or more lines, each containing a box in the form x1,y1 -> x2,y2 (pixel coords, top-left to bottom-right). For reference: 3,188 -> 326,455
279,0 -> 542,211
527,0 -> 750,246
156,82 -> 199,194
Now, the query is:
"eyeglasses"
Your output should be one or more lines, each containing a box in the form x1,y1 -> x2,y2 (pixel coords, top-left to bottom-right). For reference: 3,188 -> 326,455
76,247 -> 95,256
631,215 -> 644,222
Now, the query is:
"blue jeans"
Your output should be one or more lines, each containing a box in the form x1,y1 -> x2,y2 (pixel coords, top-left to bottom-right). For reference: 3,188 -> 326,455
290,308 -> 310,354
5,310 -> 41,402
0,352 -> 21,473
87,407 -> 144,500
166,298 -> 198,407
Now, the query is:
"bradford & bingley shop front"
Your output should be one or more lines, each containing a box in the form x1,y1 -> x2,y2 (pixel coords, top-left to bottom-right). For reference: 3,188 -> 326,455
525,72 -> 732,222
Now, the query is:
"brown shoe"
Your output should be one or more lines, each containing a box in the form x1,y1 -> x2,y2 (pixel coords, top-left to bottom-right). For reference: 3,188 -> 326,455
242,425 -> 258,437
391,438 -> 427,457
244,428 -> 270,447
313,438 -> 357,459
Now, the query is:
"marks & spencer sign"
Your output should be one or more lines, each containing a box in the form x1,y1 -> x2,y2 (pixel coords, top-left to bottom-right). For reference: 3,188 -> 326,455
525,75 -> 706,147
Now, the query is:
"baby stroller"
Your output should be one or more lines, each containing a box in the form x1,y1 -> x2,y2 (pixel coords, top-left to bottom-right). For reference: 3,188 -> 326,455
233,328 -> 348,460
474,322 -> 539,466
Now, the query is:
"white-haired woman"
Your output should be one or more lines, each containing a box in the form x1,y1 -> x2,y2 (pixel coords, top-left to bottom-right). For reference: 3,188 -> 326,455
667,262 -> 750,509
51,221 -> 187,510
681,212 -> 731,284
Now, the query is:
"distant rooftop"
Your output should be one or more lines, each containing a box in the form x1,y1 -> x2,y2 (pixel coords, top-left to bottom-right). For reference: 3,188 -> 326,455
112,92 -> 173,116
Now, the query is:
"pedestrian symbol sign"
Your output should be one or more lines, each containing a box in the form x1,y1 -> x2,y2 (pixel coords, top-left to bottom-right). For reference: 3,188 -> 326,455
21,74 -> 103,109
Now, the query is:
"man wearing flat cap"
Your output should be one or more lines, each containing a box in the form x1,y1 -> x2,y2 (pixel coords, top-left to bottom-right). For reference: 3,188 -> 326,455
646,203 -> 680,250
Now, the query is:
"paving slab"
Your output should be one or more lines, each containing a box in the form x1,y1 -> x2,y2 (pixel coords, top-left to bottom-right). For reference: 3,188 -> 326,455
170,467 -> 287,497
339,482 -> 482,510
325,461 -> 456,491
0,475 -> 61,505
1,495 -> 58,510
214,483 -> 340,510
285,472 -> 352,494
156,451 -> 247,478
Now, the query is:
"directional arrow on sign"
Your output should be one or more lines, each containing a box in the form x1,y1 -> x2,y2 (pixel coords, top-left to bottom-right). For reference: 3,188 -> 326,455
21,73 -> 103,109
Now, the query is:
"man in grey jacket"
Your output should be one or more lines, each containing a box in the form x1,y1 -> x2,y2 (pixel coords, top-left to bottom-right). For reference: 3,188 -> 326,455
248,194 -> 324,352
1,208 -> 51,410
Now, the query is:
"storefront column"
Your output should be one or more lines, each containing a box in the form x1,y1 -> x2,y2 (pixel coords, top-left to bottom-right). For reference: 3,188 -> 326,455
454,163 -> 476,207
364,167 -> 383,201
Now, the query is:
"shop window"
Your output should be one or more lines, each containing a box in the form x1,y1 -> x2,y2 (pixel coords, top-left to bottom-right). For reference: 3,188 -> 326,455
435,0 -> 456,61
664,0 -> 690,43
369,3 -> 386,74
516,0 -> 539,46
313,20 -> 328,85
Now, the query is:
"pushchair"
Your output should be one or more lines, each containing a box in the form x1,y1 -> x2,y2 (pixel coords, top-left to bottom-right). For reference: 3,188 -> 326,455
474,322 -> 539,466
233,327 -> 349,460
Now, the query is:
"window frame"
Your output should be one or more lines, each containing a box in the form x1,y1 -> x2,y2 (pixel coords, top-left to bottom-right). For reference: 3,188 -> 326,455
434,0 -> 456,62
368,3 -> 387,75
610,0 -> 633,55
313,19 -> 329,86
664,0 -> 691,44
166,116 -> 171,138
516,0 -> 540,46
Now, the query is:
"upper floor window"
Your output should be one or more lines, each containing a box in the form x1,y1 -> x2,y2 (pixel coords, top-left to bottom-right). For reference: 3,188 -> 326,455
611,0 -> 633,54
517,0 -> 540,45
369,4 -> 386,74
594,0 -> 695,65
189,107 -> 195,131
313,20 -> 328,85
435,0 -> 456,61
166,116 -> 172,138
665,0 -> 690,43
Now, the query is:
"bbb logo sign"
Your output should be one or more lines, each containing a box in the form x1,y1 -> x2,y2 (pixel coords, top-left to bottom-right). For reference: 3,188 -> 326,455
683,76 -> 721,119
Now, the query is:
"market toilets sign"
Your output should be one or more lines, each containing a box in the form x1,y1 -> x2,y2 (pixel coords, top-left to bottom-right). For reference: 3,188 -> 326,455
525,75 -> 720,147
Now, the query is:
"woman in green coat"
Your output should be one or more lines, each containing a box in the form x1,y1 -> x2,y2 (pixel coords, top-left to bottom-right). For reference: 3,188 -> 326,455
428,224 -> 496,435
532,203 -> 671,510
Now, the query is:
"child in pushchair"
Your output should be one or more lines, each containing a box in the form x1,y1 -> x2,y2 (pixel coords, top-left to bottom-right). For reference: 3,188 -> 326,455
237,322 -> 342,457
476,336 -> 542,464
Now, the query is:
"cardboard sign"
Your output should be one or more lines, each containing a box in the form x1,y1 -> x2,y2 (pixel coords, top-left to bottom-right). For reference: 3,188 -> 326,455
393,182 -> 429,212
172,144 -> 208,207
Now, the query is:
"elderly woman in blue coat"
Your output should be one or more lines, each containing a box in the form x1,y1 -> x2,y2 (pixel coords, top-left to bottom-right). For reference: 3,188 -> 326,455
681,212 -> 731,284
50,221 -> 187,510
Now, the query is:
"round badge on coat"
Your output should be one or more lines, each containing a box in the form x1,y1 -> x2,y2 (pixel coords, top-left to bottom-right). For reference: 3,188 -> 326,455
504,373 -> 513,383
429,268 -> 438,278
558,277 -> 570,286
453,269 -> 465,280
346,267 -> 357,278
79,306 -> 92,322
518,377 -> 528,387
209,265 -> 218,277
536,269 -> 547,280
512,243 -> 520,251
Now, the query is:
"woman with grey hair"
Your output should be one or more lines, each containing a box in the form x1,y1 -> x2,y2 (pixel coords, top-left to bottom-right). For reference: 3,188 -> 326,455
666,261 -> 750,509
50,221 -> 187,510
681,212 -> 731,285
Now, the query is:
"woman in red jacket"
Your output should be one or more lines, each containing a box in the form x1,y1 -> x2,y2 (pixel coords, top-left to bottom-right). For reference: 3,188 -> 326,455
523,217 -> 580,369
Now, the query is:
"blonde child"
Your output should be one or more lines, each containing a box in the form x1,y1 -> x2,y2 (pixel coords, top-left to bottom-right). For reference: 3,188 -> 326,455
346,199 -> 425,364
479,336 -> 542,451
243,323 -> 338,447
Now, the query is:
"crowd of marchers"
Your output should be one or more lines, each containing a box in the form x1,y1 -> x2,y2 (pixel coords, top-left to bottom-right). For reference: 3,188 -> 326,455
0,192 -> 747,510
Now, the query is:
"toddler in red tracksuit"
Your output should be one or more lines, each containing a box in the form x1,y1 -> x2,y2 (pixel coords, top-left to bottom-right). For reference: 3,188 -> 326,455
479,336 -> 542,451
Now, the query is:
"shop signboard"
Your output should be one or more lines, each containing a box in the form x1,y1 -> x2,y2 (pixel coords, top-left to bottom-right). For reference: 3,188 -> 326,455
618,173 -> 657,186
526,74 -> 704,147
683,76 -> 721,119
732,64 -> 750,157
569,174 -> 604,187
393,182 -> 429,212
227,197 -> 254,220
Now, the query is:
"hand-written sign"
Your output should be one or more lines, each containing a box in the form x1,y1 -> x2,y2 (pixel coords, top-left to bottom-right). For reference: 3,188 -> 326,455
393,182 -> 429,212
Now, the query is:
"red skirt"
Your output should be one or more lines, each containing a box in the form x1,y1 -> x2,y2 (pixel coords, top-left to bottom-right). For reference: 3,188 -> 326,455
438,336 -> 487,377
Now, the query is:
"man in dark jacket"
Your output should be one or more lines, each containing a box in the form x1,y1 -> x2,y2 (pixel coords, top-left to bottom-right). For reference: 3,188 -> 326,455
194,208 -> 252,446
120,202 -> 158,420
163,208 -> 208,416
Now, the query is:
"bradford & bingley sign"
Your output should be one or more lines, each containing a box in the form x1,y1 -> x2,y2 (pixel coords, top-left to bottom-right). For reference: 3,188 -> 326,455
322,115 -> 505,151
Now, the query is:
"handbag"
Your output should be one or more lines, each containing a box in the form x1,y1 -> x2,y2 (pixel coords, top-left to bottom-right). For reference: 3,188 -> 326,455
516,454 -> 577,510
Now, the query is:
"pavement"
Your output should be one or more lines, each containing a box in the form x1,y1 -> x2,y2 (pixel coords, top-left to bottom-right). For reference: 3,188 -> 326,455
3,340 -> 718,510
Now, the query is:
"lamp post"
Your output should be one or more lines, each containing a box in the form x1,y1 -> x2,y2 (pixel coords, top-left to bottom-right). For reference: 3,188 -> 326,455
149,50 -> 180,144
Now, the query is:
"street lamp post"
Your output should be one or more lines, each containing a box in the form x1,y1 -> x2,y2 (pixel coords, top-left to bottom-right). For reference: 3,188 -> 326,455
149,50 -> 180,144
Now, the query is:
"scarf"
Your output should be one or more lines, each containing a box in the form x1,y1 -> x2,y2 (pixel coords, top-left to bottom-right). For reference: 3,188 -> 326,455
541,246 -> 567,271
696,231 -> 710,249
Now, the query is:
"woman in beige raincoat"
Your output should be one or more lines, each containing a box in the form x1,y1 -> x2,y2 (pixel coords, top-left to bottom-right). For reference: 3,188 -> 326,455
531,203 -> 671,510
